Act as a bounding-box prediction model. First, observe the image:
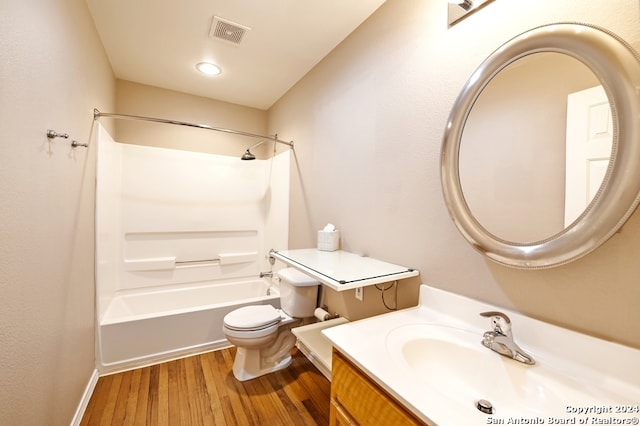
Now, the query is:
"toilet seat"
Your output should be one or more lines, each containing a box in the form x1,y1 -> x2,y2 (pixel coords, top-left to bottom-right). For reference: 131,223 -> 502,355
223,305 -> 282,338
223,322 -> 279,339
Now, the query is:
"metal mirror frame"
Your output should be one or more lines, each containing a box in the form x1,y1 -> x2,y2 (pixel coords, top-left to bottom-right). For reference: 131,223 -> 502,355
441,23 -> 640,269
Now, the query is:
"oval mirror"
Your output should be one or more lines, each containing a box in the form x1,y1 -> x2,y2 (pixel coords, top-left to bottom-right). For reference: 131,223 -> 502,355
441,23 -> 640,269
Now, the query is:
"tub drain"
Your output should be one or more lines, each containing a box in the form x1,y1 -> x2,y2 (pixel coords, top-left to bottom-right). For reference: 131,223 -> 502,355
476,399 -> 493,414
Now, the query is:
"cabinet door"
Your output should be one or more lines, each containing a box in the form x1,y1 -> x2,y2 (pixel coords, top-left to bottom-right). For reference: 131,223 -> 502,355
331,350 -> 425,425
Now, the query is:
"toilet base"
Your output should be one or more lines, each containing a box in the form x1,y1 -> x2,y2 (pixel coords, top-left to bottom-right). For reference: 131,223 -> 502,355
230,324 -> 298,381
232,347 -> 293,381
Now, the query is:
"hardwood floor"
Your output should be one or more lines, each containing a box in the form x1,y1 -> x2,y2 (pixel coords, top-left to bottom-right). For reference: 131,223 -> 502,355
81,347 -> 331,426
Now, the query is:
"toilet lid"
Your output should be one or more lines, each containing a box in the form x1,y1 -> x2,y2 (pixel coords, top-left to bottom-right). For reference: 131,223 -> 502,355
223,305 -> 281,330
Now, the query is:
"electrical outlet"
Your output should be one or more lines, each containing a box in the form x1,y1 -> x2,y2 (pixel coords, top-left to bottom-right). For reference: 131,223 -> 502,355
355,287 -> 363,301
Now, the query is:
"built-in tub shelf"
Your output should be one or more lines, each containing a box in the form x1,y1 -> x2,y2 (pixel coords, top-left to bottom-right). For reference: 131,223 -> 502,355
271,249 -> 419,291
292,317 -> 349,380
123,252 -> 258,271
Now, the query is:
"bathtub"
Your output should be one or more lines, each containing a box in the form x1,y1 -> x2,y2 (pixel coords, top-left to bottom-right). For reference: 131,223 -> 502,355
97,278 -> 280,374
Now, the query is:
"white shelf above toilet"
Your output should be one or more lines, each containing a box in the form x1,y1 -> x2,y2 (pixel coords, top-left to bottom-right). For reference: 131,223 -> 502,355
271,249 -> 419,291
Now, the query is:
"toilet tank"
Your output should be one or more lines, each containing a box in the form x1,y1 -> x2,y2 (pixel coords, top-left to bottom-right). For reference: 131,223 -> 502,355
277,268 -> 319,318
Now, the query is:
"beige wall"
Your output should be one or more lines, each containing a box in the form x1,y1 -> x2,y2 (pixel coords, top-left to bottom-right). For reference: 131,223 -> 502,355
0,0 -> 115,424
269,0 -> 640,347
114,80 -> 269,158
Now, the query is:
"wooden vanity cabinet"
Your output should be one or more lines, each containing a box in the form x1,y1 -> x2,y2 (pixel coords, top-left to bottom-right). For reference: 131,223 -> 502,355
329,349 -> 427,425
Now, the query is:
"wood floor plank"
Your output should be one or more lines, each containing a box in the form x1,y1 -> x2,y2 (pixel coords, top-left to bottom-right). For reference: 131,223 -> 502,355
82,347 -> 330,426
133,366 -> 151,425
277,362 -> 327,426
197,357 -> 218,424
110,369 -> 133,426
207,351 -> 243,426
198,353 -> 227,425
99,373 -> 122,426
146,364 -> 160,425
259,374 -> 298,426
245,373 -> 291,426
185,353 -> 214,425
268,368 -> 318,426
122,368 -> 142,426
290,357 -> 331,425
157,362 -> 170,425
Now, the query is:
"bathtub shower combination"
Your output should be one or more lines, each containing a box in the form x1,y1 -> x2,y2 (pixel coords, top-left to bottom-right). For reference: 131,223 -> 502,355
95,123 -> 290,373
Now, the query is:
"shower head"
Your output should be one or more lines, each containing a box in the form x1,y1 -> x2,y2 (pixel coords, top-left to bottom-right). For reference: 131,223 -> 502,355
240,140 -> 267,160
239,135 -> 293,160
241,149 -> 256,160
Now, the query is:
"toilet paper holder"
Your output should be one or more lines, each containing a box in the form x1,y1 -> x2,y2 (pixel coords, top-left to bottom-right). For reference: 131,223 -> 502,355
315,305 -> 339,322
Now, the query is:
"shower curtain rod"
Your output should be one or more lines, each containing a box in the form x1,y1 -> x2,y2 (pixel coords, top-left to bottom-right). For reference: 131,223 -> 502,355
93,109 -> 294,147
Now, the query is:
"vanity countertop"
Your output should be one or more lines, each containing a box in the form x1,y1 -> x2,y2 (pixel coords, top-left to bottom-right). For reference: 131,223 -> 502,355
322,285 -> 640,425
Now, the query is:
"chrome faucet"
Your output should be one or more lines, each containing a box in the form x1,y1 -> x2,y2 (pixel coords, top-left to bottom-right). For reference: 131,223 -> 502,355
260,250 -> 277,279
480,311 -> 535,365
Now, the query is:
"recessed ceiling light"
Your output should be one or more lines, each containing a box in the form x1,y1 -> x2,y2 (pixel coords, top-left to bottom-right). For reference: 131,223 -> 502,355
196,62 -> 221,76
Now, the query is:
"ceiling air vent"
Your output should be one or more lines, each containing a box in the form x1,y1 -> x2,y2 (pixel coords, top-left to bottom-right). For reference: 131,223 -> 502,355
209,16 -> 250,45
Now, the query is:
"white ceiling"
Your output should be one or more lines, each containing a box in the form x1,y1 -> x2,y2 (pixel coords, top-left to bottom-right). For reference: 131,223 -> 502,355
86,0 -> 387,110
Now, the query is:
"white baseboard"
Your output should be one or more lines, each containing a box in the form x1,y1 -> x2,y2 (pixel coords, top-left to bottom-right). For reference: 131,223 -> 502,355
70,369 -> 99,426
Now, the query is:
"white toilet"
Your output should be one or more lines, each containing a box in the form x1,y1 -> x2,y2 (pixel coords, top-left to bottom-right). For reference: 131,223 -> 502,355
222,267 -> 320,381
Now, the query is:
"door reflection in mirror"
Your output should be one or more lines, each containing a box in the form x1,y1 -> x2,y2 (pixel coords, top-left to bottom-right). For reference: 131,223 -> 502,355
564,85 -> 612,227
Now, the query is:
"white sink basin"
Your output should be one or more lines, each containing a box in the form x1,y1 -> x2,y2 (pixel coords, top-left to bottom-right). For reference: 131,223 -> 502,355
385,323 -> 626,418
323,285 -> 640,425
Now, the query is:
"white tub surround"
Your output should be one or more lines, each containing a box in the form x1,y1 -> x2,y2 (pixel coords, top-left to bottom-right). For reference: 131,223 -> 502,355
95,124 -> 290,373
323,285 -> 640,425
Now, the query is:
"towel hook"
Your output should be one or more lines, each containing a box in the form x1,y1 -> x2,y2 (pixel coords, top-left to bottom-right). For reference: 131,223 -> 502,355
46,129 -> 69,140
46,129 -> 88,148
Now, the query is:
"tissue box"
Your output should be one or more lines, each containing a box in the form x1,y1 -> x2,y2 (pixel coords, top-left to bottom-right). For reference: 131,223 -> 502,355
317,230 -> 340,251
